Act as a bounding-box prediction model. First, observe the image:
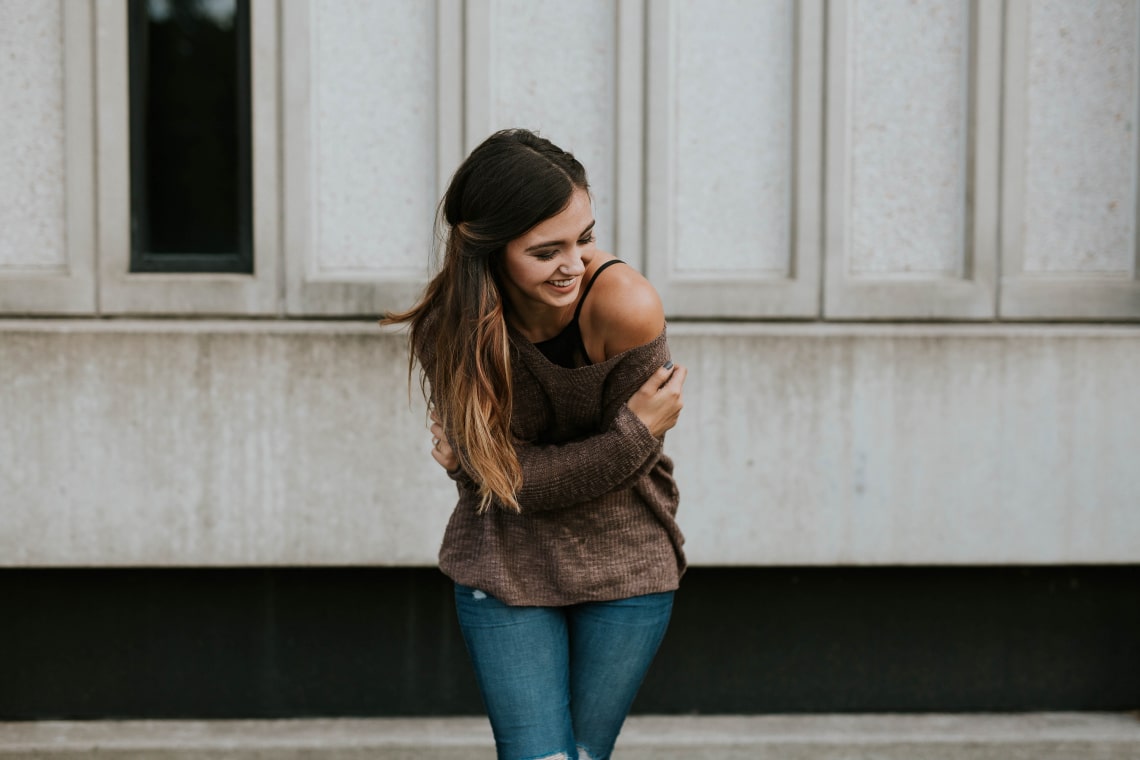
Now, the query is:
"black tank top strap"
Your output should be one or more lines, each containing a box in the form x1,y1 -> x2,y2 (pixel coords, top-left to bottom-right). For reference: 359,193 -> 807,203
532,259 -> 625,368
572,259 -> 625,323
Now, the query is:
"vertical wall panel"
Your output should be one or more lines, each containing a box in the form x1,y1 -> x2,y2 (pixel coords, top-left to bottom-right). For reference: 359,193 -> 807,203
1023,2 -> 1136,276
467,0 -> 617,254
848,0 -> 968,276
646,0 -> 822,317
312,0 -> 436,275
283,0 -> 462,315
673,0 -> 793,276
614,0 -> 646,271
1001,0 -> 1140,319
0,1 -> 66,271
0,0 -> 95,314
825,0 -> 998,319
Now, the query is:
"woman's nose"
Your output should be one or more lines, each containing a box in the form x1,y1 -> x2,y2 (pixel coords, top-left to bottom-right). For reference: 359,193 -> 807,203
561,253 -> 586,276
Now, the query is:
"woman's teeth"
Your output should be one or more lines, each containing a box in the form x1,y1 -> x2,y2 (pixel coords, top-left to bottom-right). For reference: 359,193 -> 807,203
550,278 -> 574,287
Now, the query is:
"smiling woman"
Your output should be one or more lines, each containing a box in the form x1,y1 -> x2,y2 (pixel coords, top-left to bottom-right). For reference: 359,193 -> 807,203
382,129 -> 687,760
497,188 -> 595,337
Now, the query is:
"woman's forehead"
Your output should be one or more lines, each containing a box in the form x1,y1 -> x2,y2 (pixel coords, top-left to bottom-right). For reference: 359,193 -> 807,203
517,188 -> 594,243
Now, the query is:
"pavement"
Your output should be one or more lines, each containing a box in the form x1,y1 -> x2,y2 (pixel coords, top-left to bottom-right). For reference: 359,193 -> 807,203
2,713 -> 1139,759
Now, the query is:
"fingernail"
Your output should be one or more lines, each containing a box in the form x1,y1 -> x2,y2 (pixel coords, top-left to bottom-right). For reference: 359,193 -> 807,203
663,360 -> 674,370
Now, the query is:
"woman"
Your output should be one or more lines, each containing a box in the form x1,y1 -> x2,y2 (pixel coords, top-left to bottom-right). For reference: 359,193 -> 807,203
385,129 -> 687,760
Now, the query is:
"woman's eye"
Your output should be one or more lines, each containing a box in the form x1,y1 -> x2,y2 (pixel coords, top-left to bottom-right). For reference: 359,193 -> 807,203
535,251 -> 558,261
579,233 -> 595,246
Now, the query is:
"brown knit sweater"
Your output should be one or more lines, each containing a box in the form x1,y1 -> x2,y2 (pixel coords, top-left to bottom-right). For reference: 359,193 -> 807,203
436,326 -> 686,606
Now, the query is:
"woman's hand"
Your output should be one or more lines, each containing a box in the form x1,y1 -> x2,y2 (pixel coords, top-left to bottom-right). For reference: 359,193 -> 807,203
429,410 -> 459,472
627,361 -> 687,438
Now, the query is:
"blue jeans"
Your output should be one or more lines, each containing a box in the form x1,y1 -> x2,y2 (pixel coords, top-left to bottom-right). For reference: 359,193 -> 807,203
453,584 -> 674,760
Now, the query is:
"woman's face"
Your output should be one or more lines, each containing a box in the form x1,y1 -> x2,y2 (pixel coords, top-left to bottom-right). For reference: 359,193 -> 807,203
500,187 -> 597,320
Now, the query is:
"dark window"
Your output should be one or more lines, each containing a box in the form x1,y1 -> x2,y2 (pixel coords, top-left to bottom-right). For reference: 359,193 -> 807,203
128,0 -> 252,273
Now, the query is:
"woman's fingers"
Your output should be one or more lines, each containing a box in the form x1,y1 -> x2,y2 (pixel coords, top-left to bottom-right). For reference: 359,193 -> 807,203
652,362 -> 686,397
431,445 -> 457,470
658,364 -> 686,425
429,419 -> 458,470
430,421 -> 452,453
628,361 -> 687,437
431,414 -> 455,452
639,361 -> 685,391
664,364 -> 687,395
643,362 -> 673,390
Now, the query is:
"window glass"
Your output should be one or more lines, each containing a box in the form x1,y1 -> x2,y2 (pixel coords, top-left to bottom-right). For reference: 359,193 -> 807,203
128,0 -> 252,273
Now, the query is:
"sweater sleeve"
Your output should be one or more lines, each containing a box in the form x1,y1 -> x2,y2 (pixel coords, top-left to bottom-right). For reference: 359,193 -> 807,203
510,404 -> 663,512
505,329 -> 672,513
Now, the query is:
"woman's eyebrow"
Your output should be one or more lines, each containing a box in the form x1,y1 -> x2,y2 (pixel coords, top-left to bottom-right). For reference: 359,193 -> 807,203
524,220 -> 596,252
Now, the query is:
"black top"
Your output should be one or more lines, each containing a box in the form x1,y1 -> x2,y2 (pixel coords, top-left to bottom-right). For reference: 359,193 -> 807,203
533,259 -> 625,369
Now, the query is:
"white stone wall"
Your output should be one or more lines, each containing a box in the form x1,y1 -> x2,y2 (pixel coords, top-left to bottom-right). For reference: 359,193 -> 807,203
0,1 -> 66,271
0,0 -> 1138,566
671,0 -> 794,277
2,322 -> 1137,566
310,0 -> 438,276
1022,1 -> 1137,276
847,0 -> 969,278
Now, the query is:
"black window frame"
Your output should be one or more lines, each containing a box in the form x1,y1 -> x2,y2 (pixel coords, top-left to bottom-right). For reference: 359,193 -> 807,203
127,0 -> 254,274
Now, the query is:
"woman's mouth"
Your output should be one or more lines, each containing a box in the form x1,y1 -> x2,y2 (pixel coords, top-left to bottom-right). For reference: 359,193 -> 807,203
548,278 -> 575,288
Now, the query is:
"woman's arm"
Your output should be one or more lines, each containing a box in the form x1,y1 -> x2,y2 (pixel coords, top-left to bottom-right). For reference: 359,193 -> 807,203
511,361 -> 684,511
429,264 -> 687,511
434,354 -> 684,510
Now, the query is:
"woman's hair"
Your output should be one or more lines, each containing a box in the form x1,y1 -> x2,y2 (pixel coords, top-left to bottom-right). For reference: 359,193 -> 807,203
383,129 -> 589,512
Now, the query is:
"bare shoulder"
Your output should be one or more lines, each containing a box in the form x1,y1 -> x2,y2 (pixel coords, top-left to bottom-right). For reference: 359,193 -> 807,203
580,258 -> 665,360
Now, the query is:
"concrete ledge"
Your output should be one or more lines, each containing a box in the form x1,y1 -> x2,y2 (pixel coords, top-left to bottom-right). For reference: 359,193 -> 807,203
1,714 -> 1139,759
3,320 -> 1139,566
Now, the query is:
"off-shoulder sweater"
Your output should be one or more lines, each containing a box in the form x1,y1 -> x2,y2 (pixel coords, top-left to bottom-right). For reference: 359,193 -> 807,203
436,326 -> 686,606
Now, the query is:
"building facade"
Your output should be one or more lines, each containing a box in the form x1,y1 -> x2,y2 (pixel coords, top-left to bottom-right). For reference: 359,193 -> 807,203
2,0 -> 1138,717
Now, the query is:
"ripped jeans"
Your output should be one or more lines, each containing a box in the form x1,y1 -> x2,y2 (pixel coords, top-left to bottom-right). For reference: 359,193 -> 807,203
453,584 -> 674,760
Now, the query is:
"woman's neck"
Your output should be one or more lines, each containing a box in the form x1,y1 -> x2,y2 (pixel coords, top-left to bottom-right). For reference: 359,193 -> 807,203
505,300 -> 575,343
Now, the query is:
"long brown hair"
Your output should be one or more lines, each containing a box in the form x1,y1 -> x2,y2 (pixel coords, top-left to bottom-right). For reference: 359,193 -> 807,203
384,129 -> 589,512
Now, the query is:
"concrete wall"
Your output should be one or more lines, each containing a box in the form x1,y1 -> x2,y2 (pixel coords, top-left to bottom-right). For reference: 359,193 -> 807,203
2,321 -> 1136,567
1,1 -> 1139,569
